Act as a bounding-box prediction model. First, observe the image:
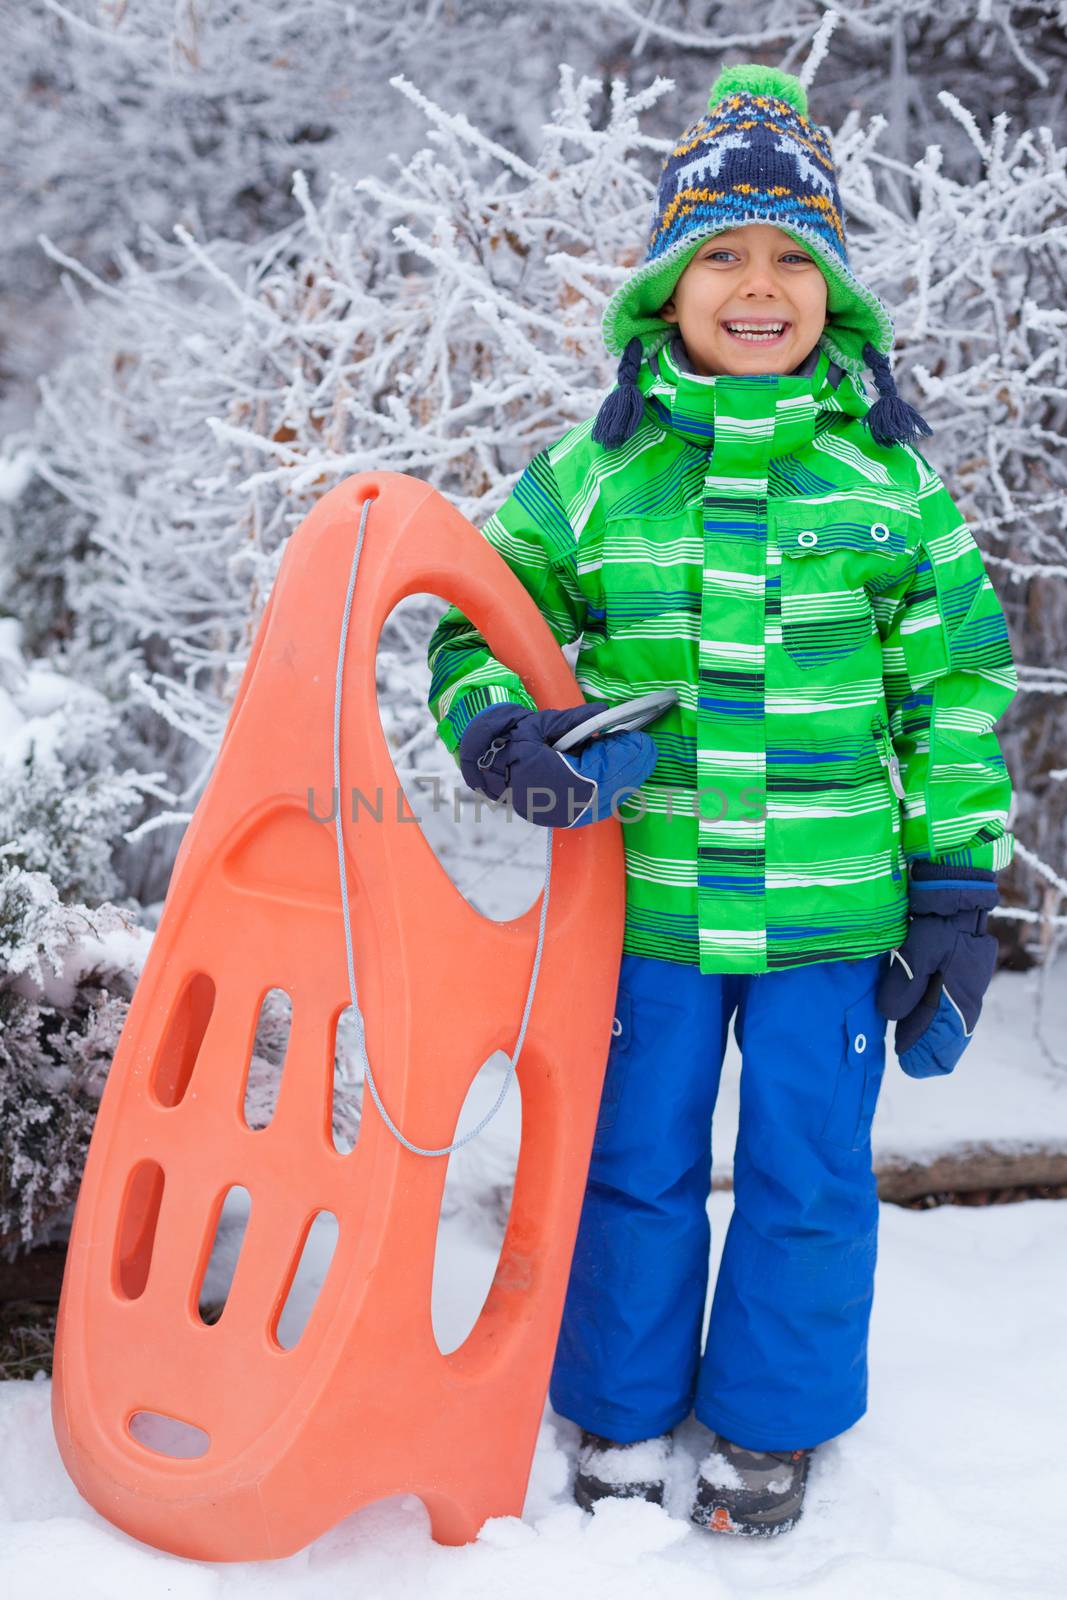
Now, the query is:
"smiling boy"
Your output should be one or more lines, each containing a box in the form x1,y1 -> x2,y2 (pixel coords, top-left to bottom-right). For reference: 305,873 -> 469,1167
427,63 -> 1017,1536
657,222 -> 828,377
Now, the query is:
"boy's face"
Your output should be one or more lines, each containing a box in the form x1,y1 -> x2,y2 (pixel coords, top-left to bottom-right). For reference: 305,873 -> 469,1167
656,223 -> 828,377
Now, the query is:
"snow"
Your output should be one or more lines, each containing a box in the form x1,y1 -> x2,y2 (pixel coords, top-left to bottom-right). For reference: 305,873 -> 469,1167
1,1192 -> 1064,1596
577,1433 -> 673,1485
0,448 -> 35,503
0,616 -> 114,772
694,1450 -> 744,1491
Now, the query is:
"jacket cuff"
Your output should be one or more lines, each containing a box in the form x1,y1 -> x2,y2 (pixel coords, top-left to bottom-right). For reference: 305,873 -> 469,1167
457,699 -> 531,760
443,691 -> 537,755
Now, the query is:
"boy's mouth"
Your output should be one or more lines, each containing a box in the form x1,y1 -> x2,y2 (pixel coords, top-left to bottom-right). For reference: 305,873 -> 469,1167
720,319 -> 791,345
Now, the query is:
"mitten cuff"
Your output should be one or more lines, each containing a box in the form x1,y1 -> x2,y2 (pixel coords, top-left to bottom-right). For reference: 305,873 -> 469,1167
907,858 -> 1000,918
457,701 -> 532,797
909,858 -> 997,886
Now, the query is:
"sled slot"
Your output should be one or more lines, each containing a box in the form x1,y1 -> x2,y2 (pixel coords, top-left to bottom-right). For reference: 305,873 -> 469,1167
330,1005 -> 364,1156
196,1185 -> 253,1325
150,972 -> 215,1108
243,986 -> 293,1131
432,1051 -> 522,1356
128,1411 -> 210,1460
115,1160 -> 166,1301
271,1210 -> 339,1351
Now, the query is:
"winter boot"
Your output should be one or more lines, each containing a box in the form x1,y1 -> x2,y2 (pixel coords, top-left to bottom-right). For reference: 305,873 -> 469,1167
689,1433 -> 811,1537
573,1428 -> 673,1511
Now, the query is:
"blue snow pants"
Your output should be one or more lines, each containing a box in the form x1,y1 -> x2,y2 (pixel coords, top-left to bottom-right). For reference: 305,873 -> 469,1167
549,948 -> 892,1452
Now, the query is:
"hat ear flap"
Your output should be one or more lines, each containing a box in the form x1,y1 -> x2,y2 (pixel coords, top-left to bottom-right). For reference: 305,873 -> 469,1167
592,336 -> 646,450
862,343 -> 934,447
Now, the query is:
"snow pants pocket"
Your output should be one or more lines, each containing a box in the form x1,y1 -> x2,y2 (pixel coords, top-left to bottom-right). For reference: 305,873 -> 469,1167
819,983 -> 888,1151
593,986 -> 633,1144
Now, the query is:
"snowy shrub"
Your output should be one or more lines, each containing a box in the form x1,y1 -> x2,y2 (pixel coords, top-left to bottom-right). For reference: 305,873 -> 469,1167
0,862 -> 147,1259
0,617 -> 172,903
0,619 -> 164,1256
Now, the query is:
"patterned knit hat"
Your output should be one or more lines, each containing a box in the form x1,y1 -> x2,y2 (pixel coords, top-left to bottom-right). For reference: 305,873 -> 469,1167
593,63 -> 932,452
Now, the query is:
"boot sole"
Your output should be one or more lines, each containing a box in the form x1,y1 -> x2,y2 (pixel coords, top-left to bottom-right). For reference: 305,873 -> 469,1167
690,1505 -> 800,1537
574,1475 -> 665,1513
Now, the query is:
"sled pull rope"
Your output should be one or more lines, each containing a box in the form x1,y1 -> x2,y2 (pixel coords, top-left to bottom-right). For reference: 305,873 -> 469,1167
332,494 -> 551,1157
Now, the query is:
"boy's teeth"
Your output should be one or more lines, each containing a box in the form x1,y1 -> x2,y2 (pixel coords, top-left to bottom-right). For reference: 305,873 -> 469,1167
726,323 -> 785,340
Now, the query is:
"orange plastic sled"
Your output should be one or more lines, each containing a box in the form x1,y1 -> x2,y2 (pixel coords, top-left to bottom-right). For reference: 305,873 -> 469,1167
51,471 -> 626,1561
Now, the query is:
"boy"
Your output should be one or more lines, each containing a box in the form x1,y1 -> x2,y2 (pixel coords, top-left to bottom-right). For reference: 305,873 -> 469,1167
426,64 -> 1017,1536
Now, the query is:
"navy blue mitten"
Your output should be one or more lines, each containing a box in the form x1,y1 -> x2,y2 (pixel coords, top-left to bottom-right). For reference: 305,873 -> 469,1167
458,700 -> 658,828
876,860 -> 1000,1079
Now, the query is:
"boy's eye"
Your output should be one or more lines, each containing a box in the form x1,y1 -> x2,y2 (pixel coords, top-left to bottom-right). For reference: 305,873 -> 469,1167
704,250 -> 811,263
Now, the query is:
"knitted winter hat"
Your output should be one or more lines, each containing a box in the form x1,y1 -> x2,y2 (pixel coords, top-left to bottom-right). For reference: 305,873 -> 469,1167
594,63 -> 932,452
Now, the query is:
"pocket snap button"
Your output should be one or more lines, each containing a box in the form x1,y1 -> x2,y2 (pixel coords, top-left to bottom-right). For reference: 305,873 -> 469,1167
870,523 -> 890,542
798,530 -> 818,546
854,1032 -> 867,1053
611,1015 -> 622,1036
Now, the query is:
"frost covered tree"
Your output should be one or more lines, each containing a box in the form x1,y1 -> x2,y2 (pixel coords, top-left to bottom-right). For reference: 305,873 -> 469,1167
3,10 -> 1067,1251
5,1 -> 1064,431
8,27 -> 1066,937
2,0 -> 636,434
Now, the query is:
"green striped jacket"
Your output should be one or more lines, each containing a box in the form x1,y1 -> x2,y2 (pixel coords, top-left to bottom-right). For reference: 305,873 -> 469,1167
426,335 -> 1017,974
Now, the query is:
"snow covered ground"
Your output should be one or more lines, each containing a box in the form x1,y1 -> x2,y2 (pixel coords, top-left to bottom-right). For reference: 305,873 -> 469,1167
1,1192 -> 1064,1598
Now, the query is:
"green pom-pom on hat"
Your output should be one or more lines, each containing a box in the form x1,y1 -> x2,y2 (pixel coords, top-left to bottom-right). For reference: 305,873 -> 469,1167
706,63 -> 808,119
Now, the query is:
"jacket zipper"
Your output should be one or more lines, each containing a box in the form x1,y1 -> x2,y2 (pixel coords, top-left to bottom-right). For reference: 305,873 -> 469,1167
871,715 -> 906,800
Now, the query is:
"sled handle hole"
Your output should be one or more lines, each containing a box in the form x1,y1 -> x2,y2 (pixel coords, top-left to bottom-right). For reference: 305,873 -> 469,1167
331,1004 -> 364,1156
150,972 -> 215,1109
270,1210 -> 339,1351
195,1185 -> 253,1326
114,1160 -> 166,1301
242,986 -> 293,1132
128,1411 -> 210,1460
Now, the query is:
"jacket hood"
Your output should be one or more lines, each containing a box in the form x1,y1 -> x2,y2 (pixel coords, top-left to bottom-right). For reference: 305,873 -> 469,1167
634,329 -> 873,457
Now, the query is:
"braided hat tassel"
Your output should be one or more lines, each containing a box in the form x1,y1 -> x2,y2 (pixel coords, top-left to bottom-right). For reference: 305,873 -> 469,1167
862,341 -> 933,448
591,336 -> 646,448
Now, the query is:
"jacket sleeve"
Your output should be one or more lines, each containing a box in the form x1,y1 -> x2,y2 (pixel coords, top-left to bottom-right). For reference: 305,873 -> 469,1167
426,447 -> 588,762
872,456 -> 1018,874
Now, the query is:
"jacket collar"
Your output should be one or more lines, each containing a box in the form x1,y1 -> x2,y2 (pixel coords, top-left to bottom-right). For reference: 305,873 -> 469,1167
636,331 -> 871,456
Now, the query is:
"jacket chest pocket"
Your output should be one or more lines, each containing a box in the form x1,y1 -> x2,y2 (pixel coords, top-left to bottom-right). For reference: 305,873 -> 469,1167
771,500 -> 919,673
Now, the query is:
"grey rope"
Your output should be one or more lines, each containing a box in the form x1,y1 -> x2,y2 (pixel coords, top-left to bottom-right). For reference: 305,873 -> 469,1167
332,495 -> 551,1156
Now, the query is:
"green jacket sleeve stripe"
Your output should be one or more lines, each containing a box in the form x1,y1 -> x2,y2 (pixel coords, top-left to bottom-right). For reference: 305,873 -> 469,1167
426,449 -> 587,760
875,465 -> 1017,873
